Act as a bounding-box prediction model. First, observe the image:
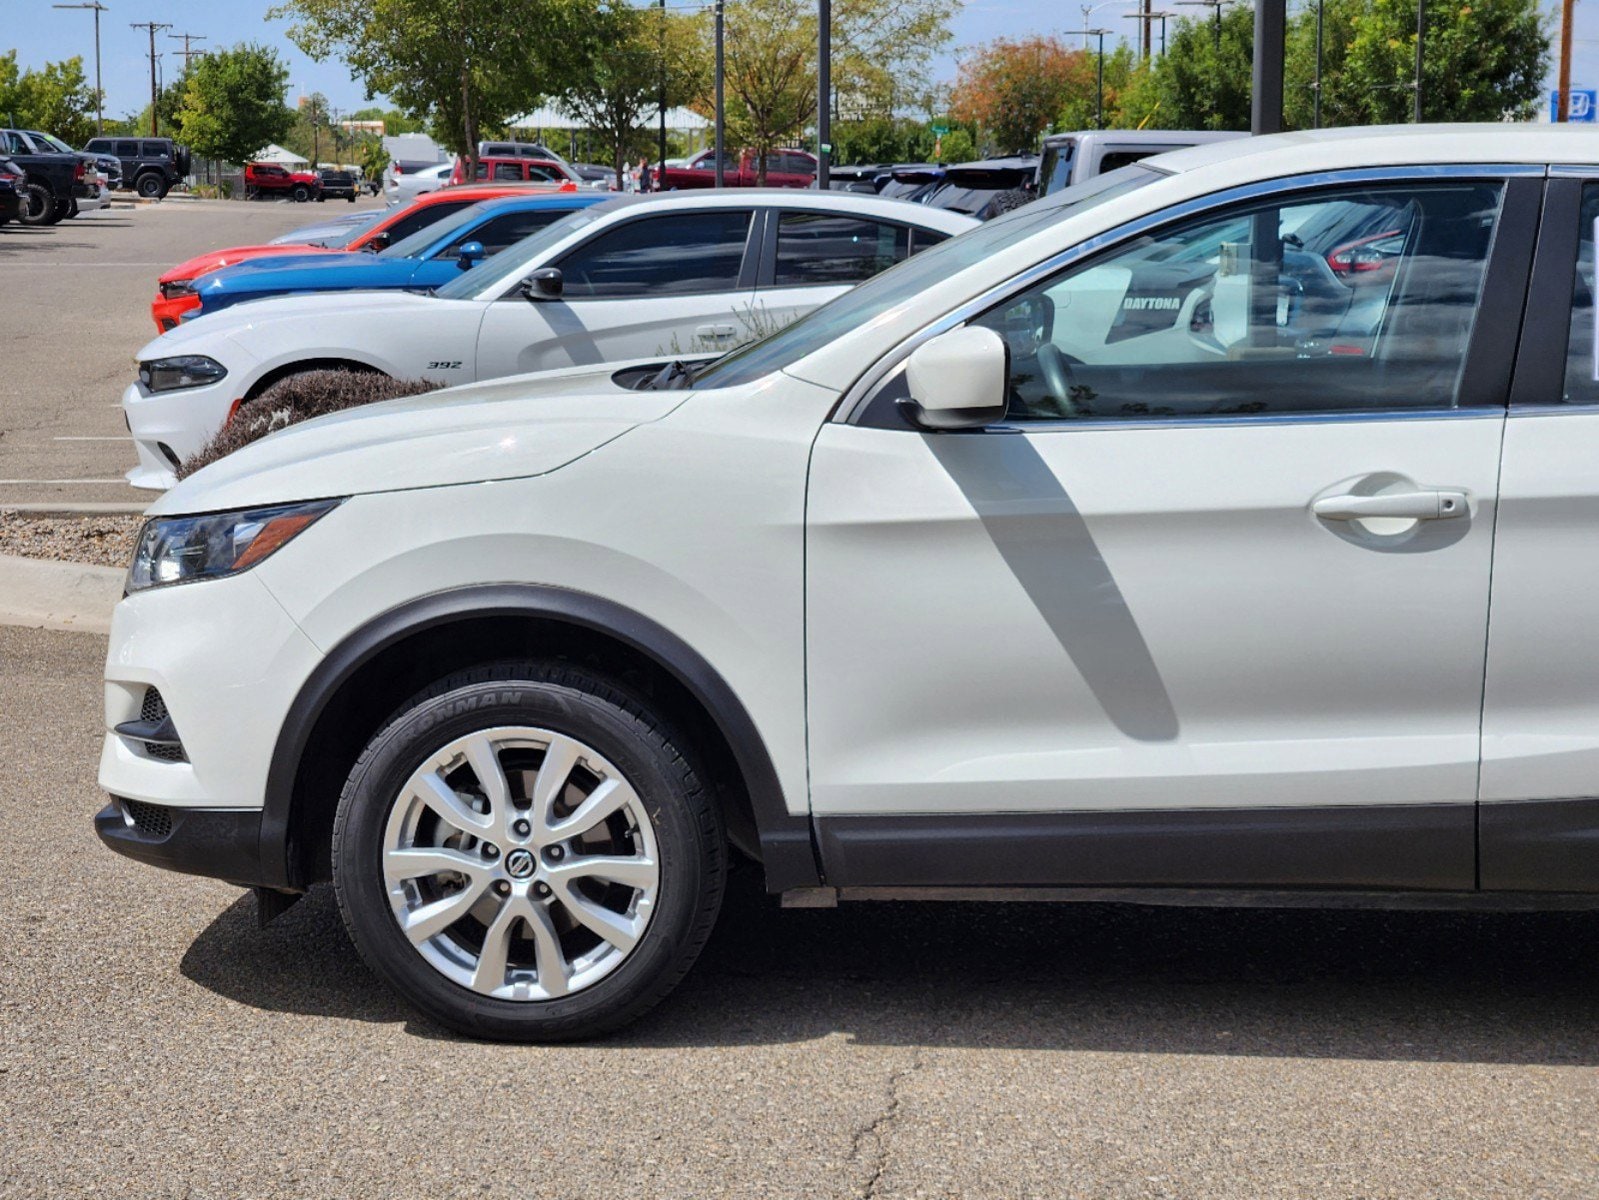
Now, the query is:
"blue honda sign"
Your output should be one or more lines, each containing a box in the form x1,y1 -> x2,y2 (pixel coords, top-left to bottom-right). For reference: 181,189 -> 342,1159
1552,89 -> 1598,122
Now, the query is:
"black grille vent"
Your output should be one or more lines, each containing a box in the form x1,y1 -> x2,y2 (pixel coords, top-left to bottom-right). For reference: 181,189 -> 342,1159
141,687 -> 168,723
136,688 -> 187,762
123,799 -> 173,839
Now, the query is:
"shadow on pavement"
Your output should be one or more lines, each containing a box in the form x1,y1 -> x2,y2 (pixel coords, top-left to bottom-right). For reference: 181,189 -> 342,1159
181,867 -> 1599,1062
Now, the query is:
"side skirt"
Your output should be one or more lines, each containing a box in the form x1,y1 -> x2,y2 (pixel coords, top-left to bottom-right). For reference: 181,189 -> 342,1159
781,886 -> 1599,911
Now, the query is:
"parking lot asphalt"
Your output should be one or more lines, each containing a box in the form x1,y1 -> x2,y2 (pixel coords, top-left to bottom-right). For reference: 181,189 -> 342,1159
0,196 -> 385,509
4,623 -> 1599,1198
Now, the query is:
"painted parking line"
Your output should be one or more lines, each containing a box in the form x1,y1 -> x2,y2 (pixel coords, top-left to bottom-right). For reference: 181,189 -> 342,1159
53,436 -> 133,442
0,479 -> 128,485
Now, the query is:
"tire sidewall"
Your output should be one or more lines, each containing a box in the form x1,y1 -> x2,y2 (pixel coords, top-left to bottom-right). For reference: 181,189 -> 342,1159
136,173 -> 163,199
19,182 -> 53,224
335,674 -> 720,1040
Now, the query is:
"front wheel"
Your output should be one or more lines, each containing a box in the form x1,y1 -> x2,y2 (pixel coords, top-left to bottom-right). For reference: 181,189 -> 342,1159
291,184 -> 310,202
332,662 -> 726,1041
18,182 -> 57,225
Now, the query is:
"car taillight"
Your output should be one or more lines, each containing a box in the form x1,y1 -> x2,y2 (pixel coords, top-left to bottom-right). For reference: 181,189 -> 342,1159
74,160 -> 85,180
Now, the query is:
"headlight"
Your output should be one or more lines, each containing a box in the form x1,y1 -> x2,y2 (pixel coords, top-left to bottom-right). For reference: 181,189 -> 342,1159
127,499 -> 342,592
138,354 -> 227,392
159,280 -> 195,300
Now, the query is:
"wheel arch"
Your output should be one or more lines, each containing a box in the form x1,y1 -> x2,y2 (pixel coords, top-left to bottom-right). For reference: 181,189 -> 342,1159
261,584 -> 819,895
243,357 -> 389,401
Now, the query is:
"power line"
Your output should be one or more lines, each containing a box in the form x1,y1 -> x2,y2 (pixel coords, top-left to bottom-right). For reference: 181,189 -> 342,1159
168,32 -> 207,74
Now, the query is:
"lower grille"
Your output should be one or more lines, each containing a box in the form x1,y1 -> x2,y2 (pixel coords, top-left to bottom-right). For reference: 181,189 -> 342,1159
123,799 -> 173,839
127,687 -> 189,763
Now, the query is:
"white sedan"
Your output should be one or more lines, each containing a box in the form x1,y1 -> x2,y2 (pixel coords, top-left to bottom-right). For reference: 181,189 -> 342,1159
123,191 -> 977,488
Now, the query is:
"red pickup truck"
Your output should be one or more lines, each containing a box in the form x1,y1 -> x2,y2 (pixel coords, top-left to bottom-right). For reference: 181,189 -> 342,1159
243,162 -> 323,202
657,148 -> 816,189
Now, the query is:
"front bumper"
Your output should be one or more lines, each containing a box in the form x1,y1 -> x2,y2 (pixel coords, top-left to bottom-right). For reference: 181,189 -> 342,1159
0,189 -> 19,223
96,799 -> 269,886
122,372 -> 243,490
150,289 -> 201,333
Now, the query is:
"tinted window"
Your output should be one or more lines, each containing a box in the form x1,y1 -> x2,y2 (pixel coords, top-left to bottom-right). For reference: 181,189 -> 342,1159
86,138 -> 109,152
1,132 -> 26,155
443,208 -> 568,256
116,140 -> 138,157
528,165 -> 560,182
383,199 -> 474,244
491,162 -> 522,181
1561,184 -> 1599,404
559,211 -> 753,298
774,213 -> 910,286
1098,149 -> 1161,173
141,141 -> 169,159
1038,140 -> 1075,196
970,182 -> 1503,422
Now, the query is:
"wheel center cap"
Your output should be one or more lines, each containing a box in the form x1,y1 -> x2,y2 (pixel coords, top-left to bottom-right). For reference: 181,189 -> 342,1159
504,848 -> 536,879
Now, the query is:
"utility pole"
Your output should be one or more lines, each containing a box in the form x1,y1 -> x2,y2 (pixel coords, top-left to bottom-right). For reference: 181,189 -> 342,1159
1413,0 -> 1425,122
1126,10 -> 1176,55
817,0 -> 831,188
1558,0 -> 1575,120
657,0 -> 668,179
713,0 -> 725,187
130,21 -> 172,135
1066,29 -> 1114,129
1313,0 -> 1324,127
53,3 -> 108,136
168,31 -> 206,74
1250,0 -> 1285,134
1141,0 -> 1151,57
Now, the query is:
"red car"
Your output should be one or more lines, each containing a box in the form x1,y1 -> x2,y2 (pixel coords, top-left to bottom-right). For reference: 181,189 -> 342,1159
657,148 -> 816,189
243,162 -> 324,202
447,154 -> 582,187
149,183 -> 549,331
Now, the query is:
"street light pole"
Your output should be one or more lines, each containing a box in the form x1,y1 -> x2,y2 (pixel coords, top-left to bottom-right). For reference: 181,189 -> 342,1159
657,0 -> 667,178
817,0 -> 831,188
53,3 -> 109,136
1413,0 -> 1426,122
1064,28 -> 1113,129
1250,0 -> 1285,134
713,0 -> 725,187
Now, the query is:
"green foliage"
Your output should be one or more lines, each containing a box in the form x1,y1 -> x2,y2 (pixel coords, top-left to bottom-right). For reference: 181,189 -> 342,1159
0,51 -> 98,144
271,0 -> 590,158
175,43 -> 295,165
1139,6 -> 1257,131
950,36 -> 1096,154
130,72 -> 192,140
347,105 -> 424,134
557,1 -> 704,178
935,127 -> 974,162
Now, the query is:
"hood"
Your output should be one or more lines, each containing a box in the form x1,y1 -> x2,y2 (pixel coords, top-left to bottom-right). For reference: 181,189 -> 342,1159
148,362 -> 682,514
139,289 -> 452,358
196,252 -> 409,298
162,243 -> 335,285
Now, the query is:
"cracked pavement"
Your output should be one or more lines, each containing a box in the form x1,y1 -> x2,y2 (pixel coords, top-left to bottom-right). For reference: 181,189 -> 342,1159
4,623 -> 1599,1199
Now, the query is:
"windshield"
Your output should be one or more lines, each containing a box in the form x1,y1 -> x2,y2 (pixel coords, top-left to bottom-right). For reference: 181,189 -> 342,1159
433,208 -> 604,299
689,164 -> 1163,390
381,203 -> 490,259
33,132 -> 76,154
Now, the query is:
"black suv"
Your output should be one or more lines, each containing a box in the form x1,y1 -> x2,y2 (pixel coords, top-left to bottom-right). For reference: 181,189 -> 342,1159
84,136 -> 189,198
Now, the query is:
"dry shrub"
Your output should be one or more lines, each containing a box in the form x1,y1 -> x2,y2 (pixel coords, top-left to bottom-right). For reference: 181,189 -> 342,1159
177,369 -> 439,479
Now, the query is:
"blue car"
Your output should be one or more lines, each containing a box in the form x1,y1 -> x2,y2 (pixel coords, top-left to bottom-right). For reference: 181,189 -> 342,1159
189,192 -> 607,319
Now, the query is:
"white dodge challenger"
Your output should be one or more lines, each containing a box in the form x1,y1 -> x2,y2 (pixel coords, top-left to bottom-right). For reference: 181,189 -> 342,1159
122,191 -> 977,488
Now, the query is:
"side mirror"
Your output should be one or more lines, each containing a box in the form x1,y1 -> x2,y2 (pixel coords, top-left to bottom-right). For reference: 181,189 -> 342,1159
520,267 -> 564,301
900,326 -> 1010,431
455,240 -> 486,271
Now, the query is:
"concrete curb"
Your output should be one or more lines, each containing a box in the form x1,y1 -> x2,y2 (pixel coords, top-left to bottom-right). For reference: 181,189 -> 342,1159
3,503 -> 148,516
0,554 -> 121,635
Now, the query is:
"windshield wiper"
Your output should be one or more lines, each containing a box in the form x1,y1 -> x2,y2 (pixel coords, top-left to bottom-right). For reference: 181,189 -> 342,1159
644,359 -> 697,391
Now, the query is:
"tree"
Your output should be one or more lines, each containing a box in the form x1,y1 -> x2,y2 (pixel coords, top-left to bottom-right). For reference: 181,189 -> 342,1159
557,1 -> 704,179
694,0 -> 955,182
272,0 -> 588,164
1137,7 -> 1256,130
950,36 -> 1095,154
1333,0 -> 1548,123
175,43 -> 295,165
0,51 -> 98,144
130,71 -> 192,143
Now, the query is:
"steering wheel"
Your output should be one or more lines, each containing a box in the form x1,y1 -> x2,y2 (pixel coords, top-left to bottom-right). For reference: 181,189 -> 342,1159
1036,342 -> 1083,418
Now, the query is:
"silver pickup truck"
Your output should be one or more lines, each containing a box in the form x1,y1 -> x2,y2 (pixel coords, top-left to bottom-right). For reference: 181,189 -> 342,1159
1037,129 -> 1244,196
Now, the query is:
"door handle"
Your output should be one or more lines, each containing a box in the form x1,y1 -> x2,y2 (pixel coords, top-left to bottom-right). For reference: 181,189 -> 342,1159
695,324 -> 737,340
1312,489 -> 1469,521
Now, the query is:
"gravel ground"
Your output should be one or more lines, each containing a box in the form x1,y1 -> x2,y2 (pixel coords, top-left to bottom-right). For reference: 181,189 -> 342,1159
4,623 -> 1599,1198
0,511 -> 141,568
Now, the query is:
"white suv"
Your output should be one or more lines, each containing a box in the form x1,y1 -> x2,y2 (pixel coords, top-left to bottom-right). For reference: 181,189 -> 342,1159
97,125 -> 1599,1041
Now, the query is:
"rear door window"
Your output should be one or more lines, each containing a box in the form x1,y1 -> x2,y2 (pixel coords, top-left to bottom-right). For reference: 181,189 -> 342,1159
442,208 -> 570,256
558,210 -> 754,297
116,140 -> 138,157
773,212 -> 911,286
383,199 -> 475,243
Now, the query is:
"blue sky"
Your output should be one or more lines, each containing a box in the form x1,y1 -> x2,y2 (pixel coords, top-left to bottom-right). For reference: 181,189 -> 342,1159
8,0 -> 1592,124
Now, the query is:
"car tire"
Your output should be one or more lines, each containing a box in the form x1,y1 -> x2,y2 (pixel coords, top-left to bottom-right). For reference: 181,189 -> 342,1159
135,173 -> 165,199
348,194 -> 357,203
316,193 -> 325,203
292,184 -> 310,203
332,660 -> 726,1042
18,181 -> 57,226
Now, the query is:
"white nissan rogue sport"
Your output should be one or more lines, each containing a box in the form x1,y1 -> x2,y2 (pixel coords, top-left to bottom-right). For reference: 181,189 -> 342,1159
99,125 -> 1599,1040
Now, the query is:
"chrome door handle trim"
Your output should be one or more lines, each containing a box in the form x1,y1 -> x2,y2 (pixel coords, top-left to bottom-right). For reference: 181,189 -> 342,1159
1312,489 -> 1469,521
